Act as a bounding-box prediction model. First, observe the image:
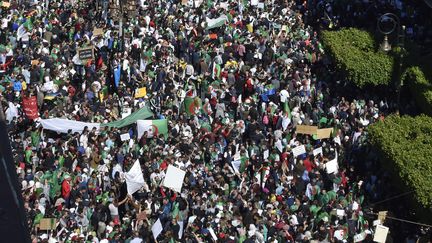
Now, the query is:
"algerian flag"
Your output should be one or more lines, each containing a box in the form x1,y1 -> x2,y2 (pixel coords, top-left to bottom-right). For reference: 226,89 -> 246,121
137,119 -> 168,139
212,63 -> 221,80
23,18 -> 33,30
206,15 -> 228,29
125,159 -> 145,195
184,97 -> 202,115
284,101 -> 292,119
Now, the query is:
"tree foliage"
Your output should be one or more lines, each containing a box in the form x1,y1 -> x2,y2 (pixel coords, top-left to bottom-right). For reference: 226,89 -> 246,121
321,28 -> 394,87
368,114 -> 432,208
403,66 -> 432,116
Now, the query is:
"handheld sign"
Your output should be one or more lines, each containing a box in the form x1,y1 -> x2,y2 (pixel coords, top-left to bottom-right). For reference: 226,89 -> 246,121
78,47 -> 94,60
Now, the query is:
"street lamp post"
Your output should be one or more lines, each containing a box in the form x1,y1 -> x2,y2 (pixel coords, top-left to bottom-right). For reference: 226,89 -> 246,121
377,13 -> 405,109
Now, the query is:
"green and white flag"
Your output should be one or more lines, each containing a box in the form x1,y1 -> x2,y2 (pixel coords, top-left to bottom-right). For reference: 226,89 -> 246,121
137,119 -> 168,139
206,15 -> 228,30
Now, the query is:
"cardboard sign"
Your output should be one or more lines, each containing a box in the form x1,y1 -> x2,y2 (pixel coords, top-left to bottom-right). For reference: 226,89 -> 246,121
78,47 -> 94,60
39,218 -> 56,230
43,31 -> 52,43
135,87 -> 147,98
373,225 -> 389,243
296,125 -> 318,135
93,28 -> 104,36
316,128 -> 333,139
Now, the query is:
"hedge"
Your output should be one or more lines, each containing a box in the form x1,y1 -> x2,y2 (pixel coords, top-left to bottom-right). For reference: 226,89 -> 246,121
368,114 -> 432,208
321,28 -> 395,87
404,66 -> 432,116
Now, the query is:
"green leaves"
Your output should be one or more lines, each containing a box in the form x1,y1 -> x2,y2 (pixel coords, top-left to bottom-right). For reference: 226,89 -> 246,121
321,28 -> 394,87
368,115 -> 432,208
404,67 -> 432,116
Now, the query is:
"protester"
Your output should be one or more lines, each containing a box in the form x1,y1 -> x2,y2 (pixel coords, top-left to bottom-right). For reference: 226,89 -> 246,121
1,0 -> 418,242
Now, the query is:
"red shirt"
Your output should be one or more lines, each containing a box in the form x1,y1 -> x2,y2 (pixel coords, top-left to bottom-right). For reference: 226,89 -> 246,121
303,158 -> 314,172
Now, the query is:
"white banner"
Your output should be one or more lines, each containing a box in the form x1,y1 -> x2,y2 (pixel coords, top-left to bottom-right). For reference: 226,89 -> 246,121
40,118 -> 100,134
125,160 -> 145,195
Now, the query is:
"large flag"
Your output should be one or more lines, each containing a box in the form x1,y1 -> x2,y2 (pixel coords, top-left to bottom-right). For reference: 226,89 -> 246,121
206,15 -> 228,29
102,106 -> 153,128
22,96 -> 39,119
137,119 -> 168,139
184,97 -> 202,115
125,160 -> 145,195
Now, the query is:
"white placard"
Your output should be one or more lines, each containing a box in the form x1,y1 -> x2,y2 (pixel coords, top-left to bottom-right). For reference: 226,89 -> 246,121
292,145 -> 306,157
373,219 -> 381,226
313,147 -> 323,156
163,165 -> 186,193
263,150 -> 269,160
251,0 -> 258,6
120,133 -> 130,141
43,81 -> 54,91
354,232 -> 367,242
336,209 -> 345,217
325,158 -> 338,174
257,2 -> 264,8
373,225 -> 389,243
152,218 -> 163,240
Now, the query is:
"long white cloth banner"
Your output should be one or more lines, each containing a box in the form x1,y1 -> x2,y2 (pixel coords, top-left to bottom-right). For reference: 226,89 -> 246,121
40,118 -> 100,134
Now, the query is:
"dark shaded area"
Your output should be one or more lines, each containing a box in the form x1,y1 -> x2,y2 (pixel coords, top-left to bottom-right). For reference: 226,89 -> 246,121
0,113 -> 31,243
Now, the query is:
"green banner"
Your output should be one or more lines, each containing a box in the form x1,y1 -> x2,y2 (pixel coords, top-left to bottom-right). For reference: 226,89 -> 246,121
101,106 -> 154,128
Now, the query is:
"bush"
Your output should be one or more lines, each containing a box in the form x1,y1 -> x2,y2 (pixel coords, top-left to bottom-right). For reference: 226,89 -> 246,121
403,66 -> 432,116
368,114 -> 432,208
321,28 -> 395,87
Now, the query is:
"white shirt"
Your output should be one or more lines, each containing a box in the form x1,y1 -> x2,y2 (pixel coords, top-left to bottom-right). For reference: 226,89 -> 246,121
108,203 -> 118,216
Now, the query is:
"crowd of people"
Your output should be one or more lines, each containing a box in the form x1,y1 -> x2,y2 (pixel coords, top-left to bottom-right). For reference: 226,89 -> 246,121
0,0 -> 414,242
